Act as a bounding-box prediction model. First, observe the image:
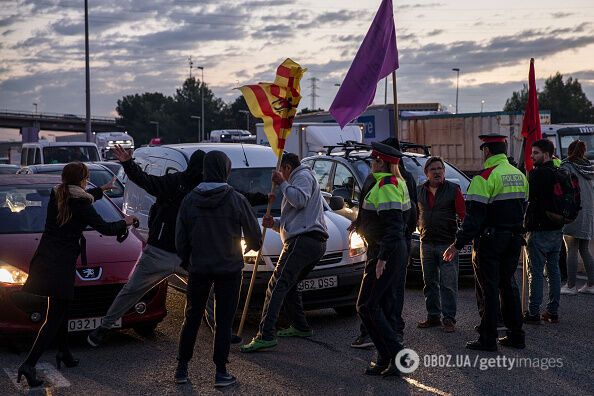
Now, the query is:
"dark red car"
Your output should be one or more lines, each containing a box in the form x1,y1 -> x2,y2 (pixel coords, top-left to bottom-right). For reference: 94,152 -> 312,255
0,175 -> 167,336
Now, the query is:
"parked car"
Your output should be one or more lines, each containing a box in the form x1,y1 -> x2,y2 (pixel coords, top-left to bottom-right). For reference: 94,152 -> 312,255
0,164 -> 19,175
0,174 -> 167,335
302,141 -> 474,276
20,141 -> 101,166
18,163 -> 125,209
92,161 -> 126,185
123,143 -> 366,315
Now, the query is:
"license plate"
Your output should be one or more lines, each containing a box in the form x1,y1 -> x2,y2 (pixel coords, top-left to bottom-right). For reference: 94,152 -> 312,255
298,275 -> 338,292
459,245 -> 472,255
67,317 -> 121,332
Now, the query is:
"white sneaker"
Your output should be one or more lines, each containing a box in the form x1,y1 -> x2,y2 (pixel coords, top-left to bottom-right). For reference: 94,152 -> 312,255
560,285 -> 578,295
578,285 -> 594,294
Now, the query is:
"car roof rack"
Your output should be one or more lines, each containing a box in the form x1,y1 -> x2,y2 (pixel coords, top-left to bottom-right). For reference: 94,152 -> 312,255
400,141 -> 432,156
323,140 -> 431,158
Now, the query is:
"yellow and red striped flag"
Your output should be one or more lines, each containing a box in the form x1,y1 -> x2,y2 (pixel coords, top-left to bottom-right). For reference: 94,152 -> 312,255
239,58 -> 306,157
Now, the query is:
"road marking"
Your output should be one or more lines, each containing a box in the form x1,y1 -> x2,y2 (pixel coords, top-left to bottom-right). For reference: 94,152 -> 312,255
4,362 -> 71,391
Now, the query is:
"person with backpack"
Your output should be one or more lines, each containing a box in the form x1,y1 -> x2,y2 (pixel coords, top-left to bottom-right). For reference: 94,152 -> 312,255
561,140 -> 594,295
523,139 -> 566,324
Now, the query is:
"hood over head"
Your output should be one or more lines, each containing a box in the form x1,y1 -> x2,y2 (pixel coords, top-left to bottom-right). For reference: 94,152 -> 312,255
203,150 -> 232,183
565,157 -> 594,180
183,149 -> 206,186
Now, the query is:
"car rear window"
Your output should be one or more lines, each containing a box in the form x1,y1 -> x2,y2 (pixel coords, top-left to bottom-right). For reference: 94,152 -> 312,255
0,184 -> 122,234
43,146 -> 100,163
227,168 -> 283,216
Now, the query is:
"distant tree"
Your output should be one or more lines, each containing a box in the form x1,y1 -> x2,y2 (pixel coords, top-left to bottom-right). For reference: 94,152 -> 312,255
223,96 -> 260,133
115,92 -> 176,145
503,72 -> 594,123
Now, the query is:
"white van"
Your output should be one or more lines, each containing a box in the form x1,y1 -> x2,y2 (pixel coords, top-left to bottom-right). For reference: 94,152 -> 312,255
542,124 -> 594,162
209,129 -> 253,143
123,143 -> 366,314
20,141 -> 101,166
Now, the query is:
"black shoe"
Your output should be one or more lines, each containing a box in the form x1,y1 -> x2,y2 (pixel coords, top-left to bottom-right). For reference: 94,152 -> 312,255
56,351 -> 79,370
174,361 -> 188,384
523,312 -> 541,325
381,359 -> 401,378
87,326 -> 110,347
351,335 -> 374,349
541,311 -> 559,323
466,339 -> 497,352
497,336 -> 525,349
231,334 -> 243,344
214,371 -> 237,387
17,363 -> 43,388
364,360 -> 389,376
417,317 -> 442,328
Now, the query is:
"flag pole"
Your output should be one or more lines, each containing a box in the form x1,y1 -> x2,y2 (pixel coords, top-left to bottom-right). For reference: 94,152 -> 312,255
237,112 -> 289,337
392,71 -> 399,142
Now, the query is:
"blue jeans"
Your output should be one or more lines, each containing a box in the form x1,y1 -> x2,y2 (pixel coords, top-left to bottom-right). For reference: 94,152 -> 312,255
527,230 -> 563,315
420,241 -> 458,321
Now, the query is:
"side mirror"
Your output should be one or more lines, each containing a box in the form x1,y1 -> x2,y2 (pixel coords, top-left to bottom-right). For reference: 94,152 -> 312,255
329,196 -> 345,211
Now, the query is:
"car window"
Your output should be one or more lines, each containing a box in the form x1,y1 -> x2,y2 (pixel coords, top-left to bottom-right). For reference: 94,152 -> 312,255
0,184 -> 122,234
312,160 -> 333,192
43,146 -> 100,163
27,148 -> 35,165
34,149 -> 42,165
227,167 -> 283,216
352,159 -> 372,181
332,163 -> 359,200
90,170 -> 125,198
21,148 -> 28,166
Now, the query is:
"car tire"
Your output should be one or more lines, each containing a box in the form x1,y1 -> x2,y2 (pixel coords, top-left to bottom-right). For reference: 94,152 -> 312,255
133,322 -> 159,336
333,305 -> 357,317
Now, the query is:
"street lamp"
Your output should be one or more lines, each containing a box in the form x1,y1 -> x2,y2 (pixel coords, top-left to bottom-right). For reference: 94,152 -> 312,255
33,103 -> 38,114
190,115 -> 201,142
481,100 -> 485,113
149,120 -> 159,138
197,66 -> 204,142
239,110 -> 250,131
452,68 -> 460,114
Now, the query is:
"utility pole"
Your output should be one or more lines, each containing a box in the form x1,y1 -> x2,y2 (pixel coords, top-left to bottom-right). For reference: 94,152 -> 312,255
188,56 -> 193,79
308,77 -> 319,110
84,0 -> 92,142
197,66 -> 204,141
452,68 -> 460,114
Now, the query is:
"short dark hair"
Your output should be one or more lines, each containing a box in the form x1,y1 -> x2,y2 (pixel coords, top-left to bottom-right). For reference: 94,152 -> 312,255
424,156 -> 445,173
281,152 -> 301,169
532,139 -> 554,156
483,142 -> 507,155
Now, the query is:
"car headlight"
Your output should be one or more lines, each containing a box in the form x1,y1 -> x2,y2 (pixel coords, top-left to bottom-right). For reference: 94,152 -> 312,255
349,231 -> 366,257
240,239 -> 260,265
0,264 -> 28,285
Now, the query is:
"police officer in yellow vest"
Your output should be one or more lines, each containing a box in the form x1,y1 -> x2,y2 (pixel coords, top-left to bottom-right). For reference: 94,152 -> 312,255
355,142 -> 410,377
444,134 -> 527,351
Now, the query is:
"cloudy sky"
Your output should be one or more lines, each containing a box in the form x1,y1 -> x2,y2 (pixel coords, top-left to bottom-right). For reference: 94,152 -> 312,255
1,0 -> 593,119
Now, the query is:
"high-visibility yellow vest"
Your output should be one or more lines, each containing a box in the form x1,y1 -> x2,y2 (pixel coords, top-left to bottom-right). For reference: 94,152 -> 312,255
466,154 -> 528,204
363,172 -> 411,212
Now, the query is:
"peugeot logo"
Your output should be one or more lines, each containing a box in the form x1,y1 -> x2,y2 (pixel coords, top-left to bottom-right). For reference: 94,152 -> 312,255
76,267 -> 102,281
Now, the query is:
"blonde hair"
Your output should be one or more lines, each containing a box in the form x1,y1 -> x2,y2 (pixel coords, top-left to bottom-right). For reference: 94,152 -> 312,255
56,162 -> 89,226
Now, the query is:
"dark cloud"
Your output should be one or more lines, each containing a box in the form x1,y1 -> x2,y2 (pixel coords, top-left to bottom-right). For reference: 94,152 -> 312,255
243,0 -> 294,6
552,12 -> 573,19
397,3 -> 445,10
296,10 -> 361,29
426,29 -> 443,37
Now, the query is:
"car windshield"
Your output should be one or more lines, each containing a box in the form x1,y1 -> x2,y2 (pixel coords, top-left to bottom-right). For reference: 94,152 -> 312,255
34,169 -> 124,198
351,156 -> 470,193
227,167 -> 282,216
43,146 -> 100,163
0,184 -> 122,234
559,134 -> 594,160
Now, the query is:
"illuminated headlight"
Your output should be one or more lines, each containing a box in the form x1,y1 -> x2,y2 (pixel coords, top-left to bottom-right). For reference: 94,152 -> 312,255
240,239 -> 260,265
349,231 -> 366,257
0,264 -> 28,285
414,226 -> 420,236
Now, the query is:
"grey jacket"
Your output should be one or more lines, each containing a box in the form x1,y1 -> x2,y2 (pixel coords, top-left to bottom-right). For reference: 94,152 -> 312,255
273,165 -> 328,243
562,159 -> 594,239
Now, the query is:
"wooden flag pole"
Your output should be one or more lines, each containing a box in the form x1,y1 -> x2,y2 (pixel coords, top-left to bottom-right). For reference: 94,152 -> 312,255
392,71 -> 399,142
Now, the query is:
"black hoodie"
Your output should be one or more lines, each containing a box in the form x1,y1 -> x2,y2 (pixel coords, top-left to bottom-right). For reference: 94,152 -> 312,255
121,149 -> 205,252
175,151 -> 262,274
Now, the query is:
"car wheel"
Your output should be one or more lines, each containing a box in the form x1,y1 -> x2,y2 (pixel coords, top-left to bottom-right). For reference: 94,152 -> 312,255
133,322 -> 159,336
334,305 -> 357,317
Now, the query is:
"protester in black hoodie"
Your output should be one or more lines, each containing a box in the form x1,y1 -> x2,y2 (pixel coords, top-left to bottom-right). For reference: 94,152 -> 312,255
87,145 -> 206,347
174,150 -> 262,387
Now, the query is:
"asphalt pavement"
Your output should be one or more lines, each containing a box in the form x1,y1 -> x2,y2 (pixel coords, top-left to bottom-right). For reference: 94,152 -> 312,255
1,273 -> 593,395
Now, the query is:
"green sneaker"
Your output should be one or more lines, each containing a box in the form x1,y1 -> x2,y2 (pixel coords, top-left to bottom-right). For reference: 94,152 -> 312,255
277,326 -> 313,338
240,337 -> 278,353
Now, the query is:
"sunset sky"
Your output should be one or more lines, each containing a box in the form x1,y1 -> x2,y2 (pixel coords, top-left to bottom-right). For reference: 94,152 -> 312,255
1,0 -> 593,119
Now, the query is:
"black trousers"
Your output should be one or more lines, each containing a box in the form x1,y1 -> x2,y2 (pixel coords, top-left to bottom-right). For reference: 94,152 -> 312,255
473,231 -> 525,346
357,241 -> 406,363
25,297 -> 70,366
177,271 -> 241,372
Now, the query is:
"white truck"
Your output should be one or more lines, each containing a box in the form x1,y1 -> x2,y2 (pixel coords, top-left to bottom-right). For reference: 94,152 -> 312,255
256,122 -> 364,158
541,124 -> 594,162
93,132 -> 135,160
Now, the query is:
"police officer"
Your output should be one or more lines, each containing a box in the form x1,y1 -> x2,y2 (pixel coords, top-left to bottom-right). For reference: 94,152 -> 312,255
355,142 -> 410,377
444,134 -> 527,351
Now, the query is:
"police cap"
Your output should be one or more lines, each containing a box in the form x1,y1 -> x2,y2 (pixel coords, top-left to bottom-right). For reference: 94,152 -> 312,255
371,142 -> 403,165
478,133 -> 507,150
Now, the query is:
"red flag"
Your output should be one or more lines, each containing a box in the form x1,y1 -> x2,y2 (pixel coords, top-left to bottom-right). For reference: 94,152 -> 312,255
521,58 -> 541,172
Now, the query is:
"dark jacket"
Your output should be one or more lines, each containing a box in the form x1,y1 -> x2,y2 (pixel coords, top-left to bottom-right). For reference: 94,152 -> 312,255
175,151 -> 262,274
22,187 -> 127,300
121,150 -> 204,253
417,180 -> 465,244
524,160 -> 564,231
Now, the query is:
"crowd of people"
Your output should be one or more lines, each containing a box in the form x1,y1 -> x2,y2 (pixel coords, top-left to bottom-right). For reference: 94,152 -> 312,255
15,135 -> 593,388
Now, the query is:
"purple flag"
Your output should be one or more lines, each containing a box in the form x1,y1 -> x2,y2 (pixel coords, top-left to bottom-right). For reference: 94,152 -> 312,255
329,0 -> 398,128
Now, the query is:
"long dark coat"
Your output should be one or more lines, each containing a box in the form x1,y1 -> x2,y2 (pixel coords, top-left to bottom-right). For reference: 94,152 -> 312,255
22,187 -> 127,300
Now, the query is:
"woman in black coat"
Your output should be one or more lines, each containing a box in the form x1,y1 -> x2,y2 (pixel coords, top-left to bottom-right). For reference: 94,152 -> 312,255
18,162 -> 138,387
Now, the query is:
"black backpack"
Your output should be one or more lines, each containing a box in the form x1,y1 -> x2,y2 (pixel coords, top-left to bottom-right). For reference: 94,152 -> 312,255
545,167 -> 581,225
